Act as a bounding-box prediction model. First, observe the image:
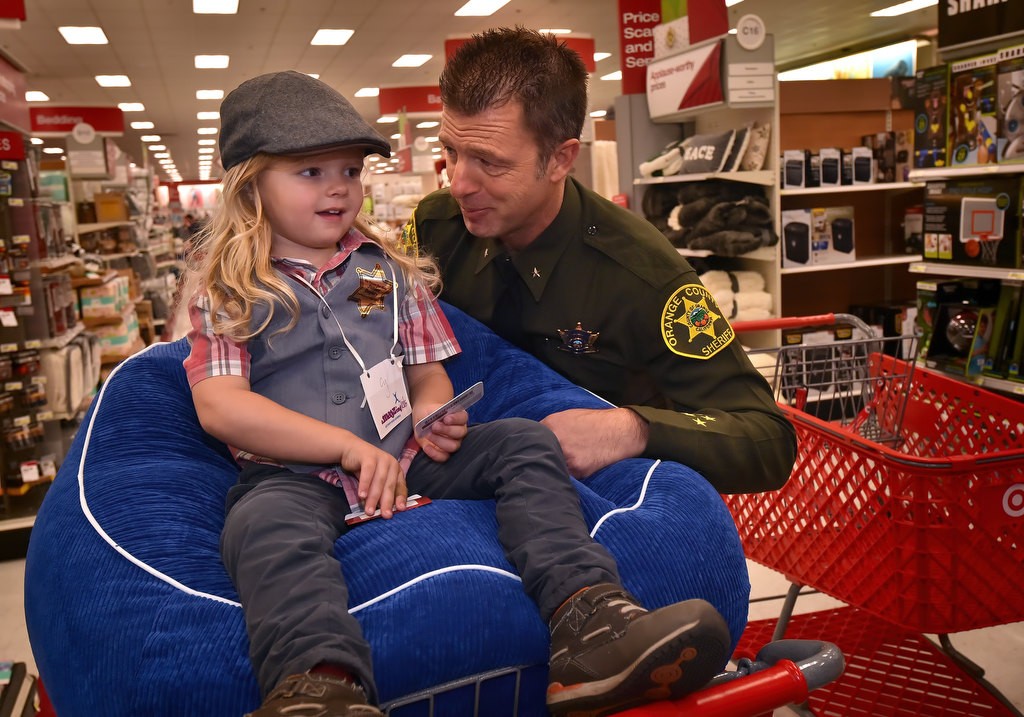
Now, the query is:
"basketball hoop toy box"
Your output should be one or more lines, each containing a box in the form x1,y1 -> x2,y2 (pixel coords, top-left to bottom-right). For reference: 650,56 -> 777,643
921,175 -> 1023,269
728,313 -> 1024,636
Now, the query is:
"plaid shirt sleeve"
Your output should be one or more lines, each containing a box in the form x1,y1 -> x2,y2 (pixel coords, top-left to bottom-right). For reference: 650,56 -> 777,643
399,282 -> 461,365
182,290 -> 251,387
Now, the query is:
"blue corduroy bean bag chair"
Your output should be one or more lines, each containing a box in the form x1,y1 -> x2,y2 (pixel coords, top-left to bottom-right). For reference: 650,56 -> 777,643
24,302 -> 750,717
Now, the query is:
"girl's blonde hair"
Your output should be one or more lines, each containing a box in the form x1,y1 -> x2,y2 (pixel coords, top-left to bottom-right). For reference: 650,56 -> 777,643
189,153 -> 440,342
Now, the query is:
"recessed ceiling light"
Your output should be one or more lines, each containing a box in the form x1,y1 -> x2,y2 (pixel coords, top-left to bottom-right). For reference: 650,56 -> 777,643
355,87 -> 379,98
537,29 -> 571,35
193,0 -> 238,13
42,147 -> 65,154
454,0 -> 511,15
198,139 -> 216,145
30,138 -> 43,145
118,103 -> 145,112
25,91 -> 49,102
148,144 -> 166,151
197,111 -> 220,120
96,75 -> 131,87
131,121 -> 155,130
594,52 -> 611,62
153,152 -> 170,158
311,29 -> 354,45
196,89 -> 224,100
870,0 -> 937,16
431,147 -> 441,153
197,127 -> 218,135
601,71 -> 622,81
58,26 -> 108,45
195,55 -> 230,69
390,133 -> 401,140
198,148 -> 215,154
424,136 -> 438,142
590,110 -> 608,118
377,116 -> 399,124
392,55 -> 431,68
140,135 -> 161,142
416,121 -> 439,129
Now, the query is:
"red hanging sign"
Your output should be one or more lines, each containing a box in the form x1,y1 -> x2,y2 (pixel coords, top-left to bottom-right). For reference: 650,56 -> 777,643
30,106 -> 125,136
0,130 -> 25,160
378,86 -> 442,115
617,0 -> 661,95
0,0 -> 25,21
0,52 -> 28,134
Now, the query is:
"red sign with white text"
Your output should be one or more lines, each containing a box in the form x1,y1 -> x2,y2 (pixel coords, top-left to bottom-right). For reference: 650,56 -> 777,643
30,106 -> 125,135
378,86 -> 442,116
618,0 -> 662,95
0,0 -> 25,20
0,130 -> 25,160
444,36 -> 597,73
0,52 -> 28,134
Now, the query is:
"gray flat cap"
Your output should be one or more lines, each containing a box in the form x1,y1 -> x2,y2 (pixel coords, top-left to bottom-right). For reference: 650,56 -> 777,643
219,70 -> 391,170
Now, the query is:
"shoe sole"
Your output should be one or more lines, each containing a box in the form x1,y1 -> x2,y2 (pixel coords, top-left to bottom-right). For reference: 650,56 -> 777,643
546,602 -> 730,717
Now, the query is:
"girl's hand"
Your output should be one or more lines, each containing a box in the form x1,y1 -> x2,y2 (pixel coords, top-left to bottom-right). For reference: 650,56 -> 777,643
417,408 -> 469,463
339,440 -> 407,518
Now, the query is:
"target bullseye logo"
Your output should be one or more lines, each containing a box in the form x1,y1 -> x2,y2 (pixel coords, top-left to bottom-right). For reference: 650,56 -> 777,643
1003,484 -> 1024,518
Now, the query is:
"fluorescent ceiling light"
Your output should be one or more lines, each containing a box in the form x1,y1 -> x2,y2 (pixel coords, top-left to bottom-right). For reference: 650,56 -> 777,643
392,54 -> 431,68
131,121 -> 155,129
390,133 -> 401,139
600,71 -> 622,81
199,148 -> 215,154
590,110 -> 607,118
355,87 -> 379,97
195,55 -> 230,69
148,144 -> 166,150
198,139 -> 216,145
197,111 -> 220,120
424,136 -> 438,142
153,152 -> 170,158
96,75 -> 131,87
58,26 -> 108,44
311,29 -> 354,45
537,29 -> 571,35
193,0 -> 238,13
140,135 -> 161,141
306,73 -> 320,79
30,138 -> 43,145
416,121 -> 439,128
196,89 -> 224,100
454,0 -> 511,15
593,52 -> 611,62
118,102 -> 145,112
42,147 -> 64,154
726,0 -> 745,5
377,115 -> 399,124
25,91 -> 49,102
197,127 -> 218,134
871,0 -> 937,16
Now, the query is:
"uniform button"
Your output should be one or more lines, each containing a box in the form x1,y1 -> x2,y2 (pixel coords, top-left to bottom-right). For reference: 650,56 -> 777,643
332,392 -> 347,404
586,224 -> 598,236
328,346 -> 343,359
321,305 -> 330,317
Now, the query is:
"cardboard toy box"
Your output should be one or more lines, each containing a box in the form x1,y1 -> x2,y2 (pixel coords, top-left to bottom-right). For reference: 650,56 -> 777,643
922,176 -> 1023,268
93,192 -> 128,222
913,64 -> 949,169
920,277 -> 1002,377
948,53 -> 999,167
996,44 -> 1024,164
810,206 -> 856,265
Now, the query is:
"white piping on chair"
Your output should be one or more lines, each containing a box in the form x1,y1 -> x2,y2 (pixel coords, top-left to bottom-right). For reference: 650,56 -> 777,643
75,344 -> 642,612
588,460 -> 661,539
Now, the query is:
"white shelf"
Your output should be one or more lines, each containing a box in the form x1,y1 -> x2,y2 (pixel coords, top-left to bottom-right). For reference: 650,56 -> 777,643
76,221 -> 135,235
782,254 -> 924,275
908,164 -> 1024,182
909,262 -> 1024,281
0,515 -> 35,532
678,246 -> 777,262
636,170 -> 775,187
780,181 -> 923,196
919,360 -> 1024,397
36,255 -> 83,272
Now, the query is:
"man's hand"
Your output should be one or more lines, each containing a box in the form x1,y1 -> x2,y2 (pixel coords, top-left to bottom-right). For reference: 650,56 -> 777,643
340,440 -> 407,519
541,407 -> 648,478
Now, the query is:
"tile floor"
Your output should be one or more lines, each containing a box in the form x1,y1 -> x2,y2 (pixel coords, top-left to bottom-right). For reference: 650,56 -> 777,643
2,555 -> 1022,714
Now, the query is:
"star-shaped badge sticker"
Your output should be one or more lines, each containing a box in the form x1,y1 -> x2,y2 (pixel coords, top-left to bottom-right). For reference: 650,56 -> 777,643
348,263 -> 395,318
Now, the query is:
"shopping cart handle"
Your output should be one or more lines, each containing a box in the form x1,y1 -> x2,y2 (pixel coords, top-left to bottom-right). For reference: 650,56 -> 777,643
612,639 -> 844,717
733,314 -> 837,333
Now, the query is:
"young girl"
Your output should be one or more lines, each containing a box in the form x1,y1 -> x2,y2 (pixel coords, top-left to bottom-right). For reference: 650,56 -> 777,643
185,70 -> 729,717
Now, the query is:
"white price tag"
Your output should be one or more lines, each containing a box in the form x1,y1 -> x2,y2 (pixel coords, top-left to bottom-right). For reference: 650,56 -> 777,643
20,461 -> 40,483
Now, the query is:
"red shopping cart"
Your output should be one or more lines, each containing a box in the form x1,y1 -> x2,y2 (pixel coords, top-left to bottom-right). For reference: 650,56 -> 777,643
726,313 -> 1024,716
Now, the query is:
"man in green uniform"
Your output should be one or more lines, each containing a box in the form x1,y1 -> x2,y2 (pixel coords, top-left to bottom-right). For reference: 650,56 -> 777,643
404,27 -> 795,494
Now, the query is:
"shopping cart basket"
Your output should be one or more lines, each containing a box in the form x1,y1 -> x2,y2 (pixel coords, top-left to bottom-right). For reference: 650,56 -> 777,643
728,313 -> 1024,636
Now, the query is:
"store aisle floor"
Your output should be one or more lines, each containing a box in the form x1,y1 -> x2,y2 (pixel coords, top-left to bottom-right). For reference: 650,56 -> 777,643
2,556 -> 1023,713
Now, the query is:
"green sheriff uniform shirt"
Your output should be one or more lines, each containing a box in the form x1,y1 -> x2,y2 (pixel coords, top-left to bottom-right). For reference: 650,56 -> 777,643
406,177 -> 796,494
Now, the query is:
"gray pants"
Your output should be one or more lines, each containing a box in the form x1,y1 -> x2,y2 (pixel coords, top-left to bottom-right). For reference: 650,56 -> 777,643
220,417 -> 620,703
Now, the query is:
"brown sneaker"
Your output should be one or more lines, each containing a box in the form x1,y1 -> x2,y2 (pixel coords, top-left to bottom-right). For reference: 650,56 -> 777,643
245,673 -> 383,717
546,584 -> 730,717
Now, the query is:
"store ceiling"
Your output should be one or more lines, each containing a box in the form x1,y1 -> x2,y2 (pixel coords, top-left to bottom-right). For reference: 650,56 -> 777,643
0,0 -> 938,183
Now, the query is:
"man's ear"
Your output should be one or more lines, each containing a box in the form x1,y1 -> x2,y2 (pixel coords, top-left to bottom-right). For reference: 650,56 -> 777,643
547,138 -> 581,183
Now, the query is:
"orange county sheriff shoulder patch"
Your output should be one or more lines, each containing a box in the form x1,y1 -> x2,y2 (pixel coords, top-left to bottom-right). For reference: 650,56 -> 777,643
661,284 -> 735,359
400,211 -> 419,257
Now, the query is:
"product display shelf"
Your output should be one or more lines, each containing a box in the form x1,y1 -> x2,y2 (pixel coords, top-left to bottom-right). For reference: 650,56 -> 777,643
909,165 -> 1024,182
781,254 -> 924,275
635,169 -> 775,187
75,220 -> 134,237
780,180 -> 924,196
909,263 -> 1024,281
